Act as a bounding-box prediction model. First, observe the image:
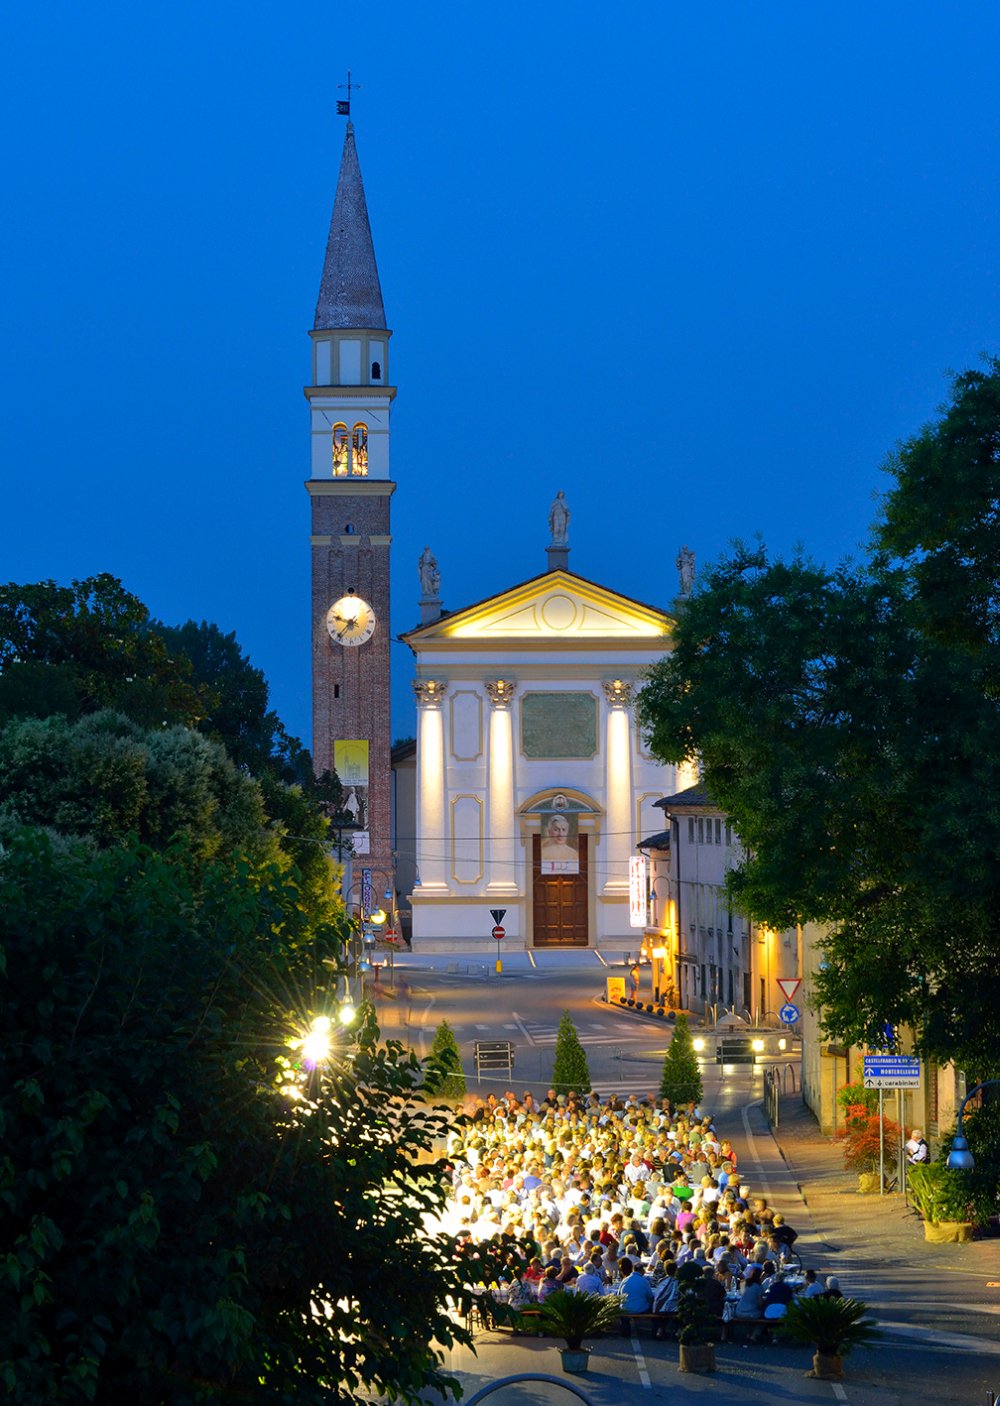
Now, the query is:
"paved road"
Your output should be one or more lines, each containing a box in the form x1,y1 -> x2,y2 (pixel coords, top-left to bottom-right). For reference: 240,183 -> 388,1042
374,952 -> 1000,1405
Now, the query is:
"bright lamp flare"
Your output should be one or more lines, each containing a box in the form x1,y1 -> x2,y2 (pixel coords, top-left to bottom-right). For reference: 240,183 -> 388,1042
752,1038 -> 765,1053
301,1017 -> 332,1070
338,1002 -> 357,1026
693,1037 -> 706,1053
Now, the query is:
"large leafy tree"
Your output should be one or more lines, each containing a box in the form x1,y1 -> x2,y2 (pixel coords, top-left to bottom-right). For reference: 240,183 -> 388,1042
636,361 -> 1000,1076
0,829 -> 472,1405
0,576 -> 474,1401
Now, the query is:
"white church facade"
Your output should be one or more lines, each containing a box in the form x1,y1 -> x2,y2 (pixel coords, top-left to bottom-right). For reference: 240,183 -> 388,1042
400,562 -> 680,950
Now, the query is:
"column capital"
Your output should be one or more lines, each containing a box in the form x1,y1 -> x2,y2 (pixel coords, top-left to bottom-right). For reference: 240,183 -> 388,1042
485,679 -> 516,709
602,678 -> 634,709
412,678 -> 447,708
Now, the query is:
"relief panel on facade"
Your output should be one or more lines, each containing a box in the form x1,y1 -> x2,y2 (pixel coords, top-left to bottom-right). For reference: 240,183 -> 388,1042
451,794 -> 484,885
450,690 -> 483,761
521,692 -> 598,759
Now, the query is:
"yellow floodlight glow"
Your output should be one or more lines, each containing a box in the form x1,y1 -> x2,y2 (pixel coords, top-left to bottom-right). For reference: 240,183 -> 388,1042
692,1037 -> 706,1053
338,1001 -> 357,1026
752,1038 -> 765,1053
778,1037 -> 787,1051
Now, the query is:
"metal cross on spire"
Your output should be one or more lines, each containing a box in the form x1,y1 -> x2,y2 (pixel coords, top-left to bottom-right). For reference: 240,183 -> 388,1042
337,69 -> 361,117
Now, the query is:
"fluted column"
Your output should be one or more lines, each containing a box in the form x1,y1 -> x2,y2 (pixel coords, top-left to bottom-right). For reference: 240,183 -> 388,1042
602,679 -> 634,895
413,680 -> 448,891
486,680 -> 518,894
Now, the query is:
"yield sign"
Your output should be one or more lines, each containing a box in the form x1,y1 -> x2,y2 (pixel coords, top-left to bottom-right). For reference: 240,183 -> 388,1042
777,977 -> 801,1005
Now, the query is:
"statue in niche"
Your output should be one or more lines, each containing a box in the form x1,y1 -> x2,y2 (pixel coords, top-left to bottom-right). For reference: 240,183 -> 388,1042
418,546 -> 441,598
676,544 -> 696,596
548,490 -> 570,545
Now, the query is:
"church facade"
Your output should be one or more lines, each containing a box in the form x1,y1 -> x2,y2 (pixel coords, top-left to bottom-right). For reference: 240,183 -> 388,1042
401,559 -> 679,950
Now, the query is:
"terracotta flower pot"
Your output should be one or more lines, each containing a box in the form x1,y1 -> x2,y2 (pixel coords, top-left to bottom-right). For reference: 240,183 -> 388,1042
808,1350 -> 844,1380
923,1220 -> 974,1244
679,1342 -> 716,1374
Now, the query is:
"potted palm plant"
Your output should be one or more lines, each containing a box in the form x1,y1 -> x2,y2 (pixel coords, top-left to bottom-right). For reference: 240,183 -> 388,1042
676,1260 -> 717,1373
776,1295 -> 879,1380
535,1289 -> 625,1374
907,1163 -> 975,1243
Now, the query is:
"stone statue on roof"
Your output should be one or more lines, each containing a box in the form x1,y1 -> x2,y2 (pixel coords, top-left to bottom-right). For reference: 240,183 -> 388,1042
418,546 -> 441,599
549,491 -> 570,546
676,545 -> 695,597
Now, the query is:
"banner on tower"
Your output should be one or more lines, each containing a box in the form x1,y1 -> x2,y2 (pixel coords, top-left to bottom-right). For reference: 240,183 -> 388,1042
334,740 -> 369,833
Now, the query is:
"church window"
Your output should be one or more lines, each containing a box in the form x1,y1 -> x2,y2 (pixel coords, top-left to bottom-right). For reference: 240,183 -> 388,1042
371,360 -> 381,381
351,423 -> 369,476
332,424 -> 349,476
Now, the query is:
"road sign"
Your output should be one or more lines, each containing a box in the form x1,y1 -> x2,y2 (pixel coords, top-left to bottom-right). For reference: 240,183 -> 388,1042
777,977 -> 801,1004
862,1055 -> 920,1089
779,1002 -> 800,1025
489,908 -> 507,924
474,1040 -> 514,1078
492,924 -> 506,941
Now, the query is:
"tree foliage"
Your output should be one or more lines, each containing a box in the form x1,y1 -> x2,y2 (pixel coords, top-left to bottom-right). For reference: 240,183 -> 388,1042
0,575 -> 203,728
551,1011 -> 591,1096
636,361 -> 1000,1076
0,826 -> 473,1405
659,1014 -> 703,1106
428,1020 -> 467,1099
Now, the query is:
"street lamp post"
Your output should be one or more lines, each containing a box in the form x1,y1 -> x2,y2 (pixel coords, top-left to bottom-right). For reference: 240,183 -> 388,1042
946,1079 -> 1000,1171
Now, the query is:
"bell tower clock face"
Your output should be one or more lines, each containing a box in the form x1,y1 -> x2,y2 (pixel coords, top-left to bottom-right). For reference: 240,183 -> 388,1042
326,593 -> 376,647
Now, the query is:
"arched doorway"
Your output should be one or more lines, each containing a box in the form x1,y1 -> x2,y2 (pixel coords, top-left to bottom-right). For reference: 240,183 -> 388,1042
521,791 -> 601,948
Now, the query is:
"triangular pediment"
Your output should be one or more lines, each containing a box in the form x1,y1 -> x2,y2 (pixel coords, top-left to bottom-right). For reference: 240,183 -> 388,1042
405,570 -> 673,643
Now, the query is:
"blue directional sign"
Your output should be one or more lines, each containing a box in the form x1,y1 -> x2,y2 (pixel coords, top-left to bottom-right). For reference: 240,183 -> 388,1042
779,1002 -> 800,1024
862,1055 -> 920,1089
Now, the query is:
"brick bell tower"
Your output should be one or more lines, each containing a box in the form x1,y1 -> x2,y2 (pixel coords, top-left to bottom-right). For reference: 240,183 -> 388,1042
306,119 -> 395,895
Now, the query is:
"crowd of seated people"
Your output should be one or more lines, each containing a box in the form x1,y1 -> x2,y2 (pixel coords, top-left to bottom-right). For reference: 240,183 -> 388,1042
443,1088 -> 843,1336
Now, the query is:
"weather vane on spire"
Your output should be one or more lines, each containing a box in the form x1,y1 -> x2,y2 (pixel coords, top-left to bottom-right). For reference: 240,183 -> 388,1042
337,69 -> 361,118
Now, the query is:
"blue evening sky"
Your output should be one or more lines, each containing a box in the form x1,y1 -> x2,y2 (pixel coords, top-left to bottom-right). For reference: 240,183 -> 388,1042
2,3 -> 998,745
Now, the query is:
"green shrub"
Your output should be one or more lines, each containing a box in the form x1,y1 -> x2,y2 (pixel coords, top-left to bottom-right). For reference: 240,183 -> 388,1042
551,1011 -> 591,1096
776,1296 -> 879,1356
659,1013 -> 703,1106
428,1020 -> 466,1099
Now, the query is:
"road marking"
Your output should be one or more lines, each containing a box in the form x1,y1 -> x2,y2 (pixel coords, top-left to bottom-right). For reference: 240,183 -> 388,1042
510,1011 -> 536,1047
475,1023 -> 489,1030
879,1320 -> 1000,1355
588,1022 -> 608,1029
593,949 -> 609,966
831,1384 -> 847,1402
630,1328 -> 651,1389
740,1099 -> 771,1198
502,1023 -> 517,1029
526,949 -> 537,968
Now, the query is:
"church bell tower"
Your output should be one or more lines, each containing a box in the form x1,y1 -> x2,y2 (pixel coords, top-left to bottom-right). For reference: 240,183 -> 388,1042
306,119 -> 395,892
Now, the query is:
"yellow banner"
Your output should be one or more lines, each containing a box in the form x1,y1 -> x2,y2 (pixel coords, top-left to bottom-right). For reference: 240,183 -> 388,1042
334,739 -> 369,787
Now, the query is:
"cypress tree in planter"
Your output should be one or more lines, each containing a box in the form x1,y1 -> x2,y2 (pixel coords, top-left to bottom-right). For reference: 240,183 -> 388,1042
552,1010 -> 591,1096
659,1013 -> 703,1107
428,1019 -> 466,1099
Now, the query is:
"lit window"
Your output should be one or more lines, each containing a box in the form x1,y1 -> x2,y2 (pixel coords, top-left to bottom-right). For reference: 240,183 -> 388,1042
351,424 -> 368,476
332,424 -> 349,477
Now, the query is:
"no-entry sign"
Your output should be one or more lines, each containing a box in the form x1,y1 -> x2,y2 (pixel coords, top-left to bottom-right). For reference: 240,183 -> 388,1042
492,925 -> 506,941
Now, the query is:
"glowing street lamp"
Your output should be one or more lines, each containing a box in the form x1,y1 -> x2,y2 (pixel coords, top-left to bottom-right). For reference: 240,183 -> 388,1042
300,1015 -> 332,1070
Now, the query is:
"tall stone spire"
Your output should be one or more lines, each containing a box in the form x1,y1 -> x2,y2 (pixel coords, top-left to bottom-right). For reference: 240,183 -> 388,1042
314,123 -> 386,330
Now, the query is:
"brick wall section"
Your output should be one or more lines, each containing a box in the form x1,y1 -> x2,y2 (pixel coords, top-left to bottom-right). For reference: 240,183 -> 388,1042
308,482 -> 394,883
